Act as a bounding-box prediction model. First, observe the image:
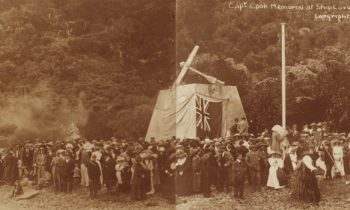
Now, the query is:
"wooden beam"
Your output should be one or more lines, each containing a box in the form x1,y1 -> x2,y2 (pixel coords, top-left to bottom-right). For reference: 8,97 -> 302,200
174,45 -> 199,86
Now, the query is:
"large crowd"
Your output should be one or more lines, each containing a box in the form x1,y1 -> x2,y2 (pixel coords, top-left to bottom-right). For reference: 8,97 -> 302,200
0,121 -> 349,205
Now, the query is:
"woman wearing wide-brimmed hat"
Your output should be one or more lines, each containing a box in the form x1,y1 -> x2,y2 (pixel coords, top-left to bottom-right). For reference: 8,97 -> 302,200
267,151 -> 286,189
175,149 -> 192,196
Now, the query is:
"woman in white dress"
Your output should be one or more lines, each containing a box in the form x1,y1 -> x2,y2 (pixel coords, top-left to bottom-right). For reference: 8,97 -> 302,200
267,151 -> 285,189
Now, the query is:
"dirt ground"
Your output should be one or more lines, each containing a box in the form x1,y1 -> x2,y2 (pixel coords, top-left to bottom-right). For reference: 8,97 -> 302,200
177,177 -> 350,210
0,184 -> 174,210
1,178 -> 350,210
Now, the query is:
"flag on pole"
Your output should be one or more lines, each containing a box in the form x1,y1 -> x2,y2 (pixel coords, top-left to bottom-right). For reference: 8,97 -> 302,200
195,95 -> 222,138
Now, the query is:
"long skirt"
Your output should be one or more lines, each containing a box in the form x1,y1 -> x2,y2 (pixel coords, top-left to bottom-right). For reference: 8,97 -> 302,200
80,164 -> 89,187
267,166 -> 280,189
292,169 -> 320,203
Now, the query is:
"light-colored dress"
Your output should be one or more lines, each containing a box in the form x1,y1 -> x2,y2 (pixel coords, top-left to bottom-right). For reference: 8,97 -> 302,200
267,157 -> 284,189
332,146 -> 345,177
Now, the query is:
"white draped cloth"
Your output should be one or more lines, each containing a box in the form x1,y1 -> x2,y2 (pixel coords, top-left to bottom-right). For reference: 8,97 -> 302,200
267,157 -> 284,189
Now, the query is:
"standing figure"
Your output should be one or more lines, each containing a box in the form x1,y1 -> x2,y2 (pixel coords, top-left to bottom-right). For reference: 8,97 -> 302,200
192,149 -> 201,193
86,154 -> 101,198
332,140 -> 345,178
217,145 -> 233,192
63,152 -> 75,193
293,151 -> 321,204
319,141 -> 333,180
103,154 -> 116,194
175,149 -> 192,196
258,143 -> 269,186
267,151 -> 285,189
52,149 -> 65,192
130,155 -> 147,201
36,146 -> 47,186
2,150 -> 19,185
232,153 -> 247,199
246,145 -> 261,191
200,147 -> 211,197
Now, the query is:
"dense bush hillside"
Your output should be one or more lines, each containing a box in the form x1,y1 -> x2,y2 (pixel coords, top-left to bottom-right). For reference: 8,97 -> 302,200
177,0 -> 350,133
0,0 -> 175,141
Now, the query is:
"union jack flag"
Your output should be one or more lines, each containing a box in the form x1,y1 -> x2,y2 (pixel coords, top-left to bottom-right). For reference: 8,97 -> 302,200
196,96 -> 211,132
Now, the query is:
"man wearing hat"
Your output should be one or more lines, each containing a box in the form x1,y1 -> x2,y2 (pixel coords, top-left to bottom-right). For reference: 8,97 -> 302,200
257,142 -> 269,186
200,147 -> 214,198
246,144 -> 261,191
52,149 -> 65,192
217,145 -> 233,192
62,151 -> 75,193
103,153 -> 116,194
232,152 -> 247,199
86,154 -> 101,198
175,149 -> 192,196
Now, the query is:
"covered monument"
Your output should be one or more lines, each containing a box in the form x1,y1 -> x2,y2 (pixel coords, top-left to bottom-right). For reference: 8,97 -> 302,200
145,46 -> 246,141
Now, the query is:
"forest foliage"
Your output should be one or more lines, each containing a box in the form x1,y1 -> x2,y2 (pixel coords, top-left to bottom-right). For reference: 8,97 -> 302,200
0,0 -> 175,141
177,0 -> 350,133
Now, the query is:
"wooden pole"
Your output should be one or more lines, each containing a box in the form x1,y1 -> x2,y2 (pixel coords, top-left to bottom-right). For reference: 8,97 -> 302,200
281,23 -> 286,129
174,45 -> 199,86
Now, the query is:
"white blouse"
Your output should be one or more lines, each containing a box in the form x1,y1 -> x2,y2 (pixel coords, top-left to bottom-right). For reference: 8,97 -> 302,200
302,155 -> 316,171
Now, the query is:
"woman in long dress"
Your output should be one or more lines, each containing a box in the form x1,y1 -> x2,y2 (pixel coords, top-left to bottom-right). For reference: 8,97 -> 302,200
293,151 -> 321,204
267,151 -> 286,189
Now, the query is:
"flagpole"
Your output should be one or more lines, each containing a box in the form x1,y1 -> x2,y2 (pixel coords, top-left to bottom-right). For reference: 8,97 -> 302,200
281,23 -> 286,129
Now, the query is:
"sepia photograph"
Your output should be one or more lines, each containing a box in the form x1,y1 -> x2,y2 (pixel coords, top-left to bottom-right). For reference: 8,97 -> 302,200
1,0 -> 350,209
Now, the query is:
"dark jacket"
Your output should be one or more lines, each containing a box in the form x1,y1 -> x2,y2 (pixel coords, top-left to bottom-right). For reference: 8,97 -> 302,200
87,160 -> 101,181
63,159 -> 75,179
103,157 -> 116,182
232,160 -> 247,182
246,151 -> 261,171
3,154 -> 19,184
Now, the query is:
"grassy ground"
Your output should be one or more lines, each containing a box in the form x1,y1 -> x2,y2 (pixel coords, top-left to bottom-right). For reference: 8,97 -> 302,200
1,178 -> 350,210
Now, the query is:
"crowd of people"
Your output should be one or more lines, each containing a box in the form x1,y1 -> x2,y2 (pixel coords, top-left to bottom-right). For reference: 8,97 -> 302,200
0,121 -> 349,205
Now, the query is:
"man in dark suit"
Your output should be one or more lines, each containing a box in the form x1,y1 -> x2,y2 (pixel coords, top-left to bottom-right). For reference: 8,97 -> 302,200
217,145 -> 233,192
102,153 -> 116,194
200,147 -> 212,197
232,153 -> 247,199
86,154 -> 101,198
245,145 -> 261,191
63,152 -> 75,193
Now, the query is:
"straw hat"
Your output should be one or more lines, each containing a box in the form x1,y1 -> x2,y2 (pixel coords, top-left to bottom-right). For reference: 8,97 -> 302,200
176,149 -> 187,159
